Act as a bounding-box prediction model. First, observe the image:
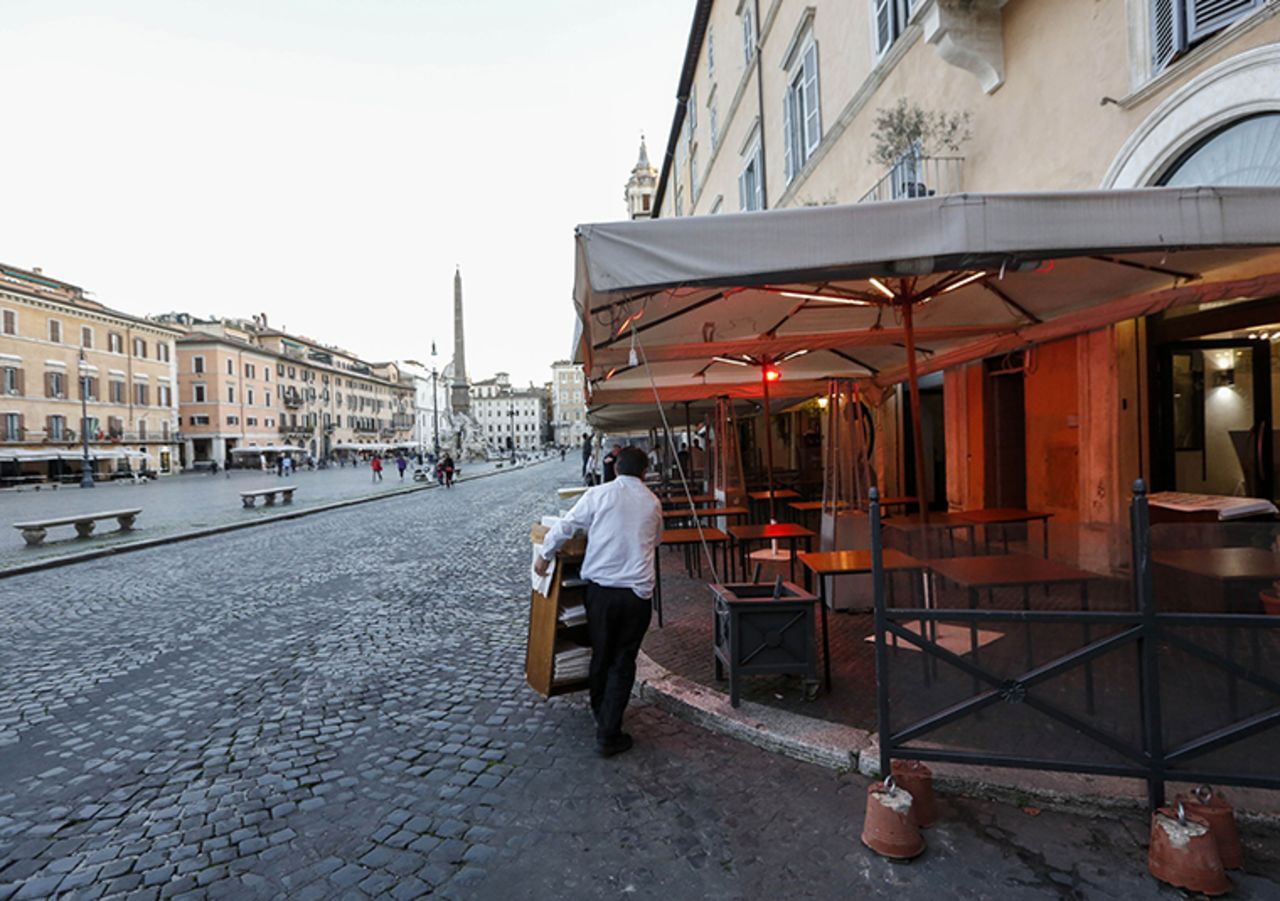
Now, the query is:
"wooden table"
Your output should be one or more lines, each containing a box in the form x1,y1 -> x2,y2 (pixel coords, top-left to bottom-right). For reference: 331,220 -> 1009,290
787,500 -> 853,530
798,549 -> 927,691
1152,547 -> 1280,613
954,508 -> 1053,557
877,495 -> 920,516
881,512 -> 977,559
728,523 -> 815,583
928,553 -> 1105,708
663,505 -> 750,528
653,527 -> 730,628
748,489 -> 802,523
661,494 -> 717,509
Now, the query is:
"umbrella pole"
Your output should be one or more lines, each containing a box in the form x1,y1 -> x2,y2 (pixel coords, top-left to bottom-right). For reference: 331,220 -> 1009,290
761,363 -> 778,525
901,298 -> 930,524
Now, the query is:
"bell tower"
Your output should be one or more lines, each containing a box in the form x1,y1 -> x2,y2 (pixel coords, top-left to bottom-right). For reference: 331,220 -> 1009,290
625,135 -> 658,220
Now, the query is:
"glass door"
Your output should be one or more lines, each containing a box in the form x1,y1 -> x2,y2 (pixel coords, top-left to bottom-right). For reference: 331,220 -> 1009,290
1155,339 -> 1272,501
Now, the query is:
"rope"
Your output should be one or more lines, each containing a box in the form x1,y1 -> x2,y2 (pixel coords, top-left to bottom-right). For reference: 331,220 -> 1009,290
630,323 -> 724,584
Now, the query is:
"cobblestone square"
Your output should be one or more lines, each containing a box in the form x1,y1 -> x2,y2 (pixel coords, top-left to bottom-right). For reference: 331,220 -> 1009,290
1,461 -> 1276,899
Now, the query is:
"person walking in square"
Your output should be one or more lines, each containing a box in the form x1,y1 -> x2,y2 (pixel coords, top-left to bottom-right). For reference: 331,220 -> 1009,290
370,455 -> 383,482
442,454 -> 455,488
395,455 -> 408,480
534,447 -> 662,757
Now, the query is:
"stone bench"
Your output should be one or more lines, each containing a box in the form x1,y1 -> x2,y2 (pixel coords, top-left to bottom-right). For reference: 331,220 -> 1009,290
240,486 -> 297,508
13,508 -> 142,546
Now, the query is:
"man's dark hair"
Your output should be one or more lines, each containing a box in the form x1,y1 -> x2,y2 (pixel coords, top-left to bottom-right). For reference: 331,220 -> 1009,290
615,446 -> 648,477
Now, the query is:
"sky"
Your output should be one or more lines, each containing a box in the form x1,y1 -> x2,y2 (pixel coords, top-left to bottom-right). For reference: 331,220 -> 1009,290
0,0 -> 692,387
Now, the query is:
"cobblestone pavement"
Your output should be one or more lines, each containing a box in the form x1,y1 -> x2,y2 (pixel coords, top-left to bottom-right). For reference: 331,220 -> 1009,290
1,460 -> 1276,900
0,458 -> 533,569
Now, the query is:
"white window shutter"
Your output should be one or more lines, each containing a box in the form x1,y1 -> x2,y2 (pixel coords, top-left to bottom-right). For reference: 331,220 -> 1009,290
742,6 -> 755,65
1151,0 -> 1181,70
874,0 -> 894,55
782,88 -> 795,182
802,43 -> 821,156
1187,0 -> 1259,41
738,169 -> 748,211
747,152 -> 757,212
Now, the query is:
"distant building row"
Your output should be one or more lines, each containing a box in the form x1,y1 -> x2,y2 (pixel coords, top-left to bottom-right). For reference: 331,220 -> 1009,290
0,261 -> 587,481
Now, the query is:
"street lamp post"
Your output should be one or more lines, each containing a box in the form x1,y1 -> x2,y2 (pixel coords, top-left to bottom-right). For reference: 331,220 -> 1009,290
430,341 -> 440,459
78,349 -> 94,488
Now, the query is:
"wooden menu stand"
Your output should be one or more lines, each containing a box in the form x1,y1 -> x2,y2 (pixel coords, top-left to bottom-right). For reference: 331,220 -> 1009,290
526,523 -> 591,697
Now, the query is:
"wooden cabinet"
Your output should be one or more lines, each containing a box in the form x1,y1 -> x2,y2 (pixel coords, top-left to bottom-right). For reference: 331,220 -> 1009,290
526,525 -> 591,697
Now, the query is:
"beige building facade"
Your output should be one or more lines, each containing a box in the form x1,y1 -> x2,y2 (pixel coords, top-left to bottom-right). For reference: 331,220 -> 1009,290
0,263 -> 181,482
163,315 -> 416,467
550,360 -> 589,447
651,0 -> 1280,547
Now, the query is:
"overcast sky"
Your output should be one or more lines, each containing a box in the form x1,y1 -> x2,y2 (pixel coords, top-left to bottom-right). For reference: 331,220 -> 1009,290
0,0 -> 690,386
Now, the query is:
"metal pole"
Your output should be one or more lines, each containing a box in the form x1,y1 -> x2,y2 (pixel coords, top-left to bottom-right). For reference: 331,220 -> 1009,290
1131,479 -> 1165,809
870,487 -> 890,778
431,368 -> 440,458
79,349 -> 94,488
509,400 -> 516,463
900,298 -> 929,523
761,362 -> 778,523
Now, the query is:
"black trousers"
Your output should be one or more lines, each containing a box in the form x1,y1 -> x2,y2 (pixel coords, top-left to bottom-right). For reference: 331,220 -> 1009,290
586,582 -> 652,742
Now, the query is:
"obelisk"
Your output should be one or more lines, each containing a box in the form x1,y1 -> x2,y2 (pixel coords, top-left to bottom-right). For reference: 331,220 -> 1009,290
450,266 -> 471,413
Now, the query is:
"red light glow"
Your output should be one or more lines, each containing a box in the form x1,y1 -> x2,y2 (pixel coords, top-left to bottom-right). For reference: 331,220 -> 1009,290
764,366 -> 782,382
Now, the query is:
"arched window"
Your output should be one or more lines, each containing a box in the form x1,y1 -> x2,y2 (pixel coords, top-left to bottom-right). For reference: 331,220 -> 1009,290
1158,113 -> 1280,186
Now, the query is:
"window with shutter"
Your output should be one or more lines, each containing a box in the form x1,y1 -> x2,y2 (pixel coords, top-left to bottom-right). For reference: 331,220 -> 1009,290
783,37 -> 821,182
1187,0 -> 1260,41
802,43 -> 821,156
1,309 -> 14,335
81,326 -> 93,348
1153,0 -> 1259,71
49,320 -> 61,343
742,5 -> 755,65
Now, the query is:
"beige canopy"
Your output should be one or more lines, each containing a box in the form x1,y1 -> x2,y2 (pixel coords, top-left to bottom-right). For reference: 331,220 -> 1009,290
573,187 -> 1280,420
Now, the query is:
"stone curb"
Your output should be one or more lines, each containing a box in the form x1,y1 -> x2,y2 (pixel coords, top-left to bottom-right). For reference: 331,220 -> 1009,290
634,651 -> 872,772
0,458 -> 552,580
637,652 -> 1280,821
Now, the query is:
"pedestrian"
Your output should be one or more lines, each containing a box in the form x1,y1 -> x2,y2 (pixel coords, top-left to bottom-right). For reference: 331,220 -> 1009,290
534,447 -> 661,757
396,455 -> 408,480
560,446 -> 566,462
209,459 -> 218,476
581,433 -> 592,478
371,455 -> 383,482
276,455 -> 284,478
602,444 -> 621,483
443,454 -> 455,488
435,460 -> 445,486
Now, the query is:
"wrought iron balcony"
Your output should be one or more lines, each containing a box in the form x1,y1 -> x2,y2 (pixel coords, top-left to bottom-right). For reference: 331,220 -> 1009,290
859,150 -> 964,205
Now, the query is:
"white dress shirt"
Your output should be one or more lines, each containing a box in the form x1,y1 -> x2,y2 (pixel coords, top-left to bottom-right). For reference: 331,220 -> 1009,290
539,475 -> 664,599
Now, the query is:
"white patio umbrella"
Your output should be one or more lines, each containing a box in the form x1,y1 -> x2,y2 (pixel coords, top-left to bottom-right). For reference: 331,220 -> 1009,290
574,187 -> 1280,520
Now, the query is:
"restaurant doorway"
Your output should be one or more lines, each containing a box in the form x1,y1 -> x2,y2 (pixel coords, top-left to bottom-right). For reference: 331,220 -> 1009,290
902,374 -> 947,511
1153,338 -> 1273,501
983,356 -> 1027,509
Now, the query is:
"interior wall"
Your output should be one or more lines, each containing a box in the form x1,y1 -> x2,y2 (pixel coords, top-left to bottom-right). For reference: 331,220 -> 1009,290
1025,338 -> 1082,518
1173,349 -> 1253,495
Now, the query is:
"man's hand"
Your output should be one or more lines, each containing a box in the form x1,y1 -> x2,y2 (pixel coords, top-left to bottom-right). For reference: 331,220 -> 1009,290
534,556 -> 550,577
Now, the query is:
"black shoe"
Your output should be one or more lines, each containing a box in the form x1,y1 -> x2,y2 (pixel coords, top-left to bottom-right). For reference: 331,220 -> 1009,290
595,733 -> 633,758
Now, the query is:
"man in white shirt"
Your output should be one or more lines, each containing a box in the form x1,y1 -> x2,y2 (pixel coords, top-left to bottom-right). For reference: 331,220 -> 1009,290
535,446 -> 663,757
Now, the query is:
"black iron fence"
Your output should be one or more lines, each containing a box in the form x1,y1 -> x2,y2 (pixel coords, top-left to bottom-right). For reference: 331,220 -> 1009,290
871,482 -> 1280,809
